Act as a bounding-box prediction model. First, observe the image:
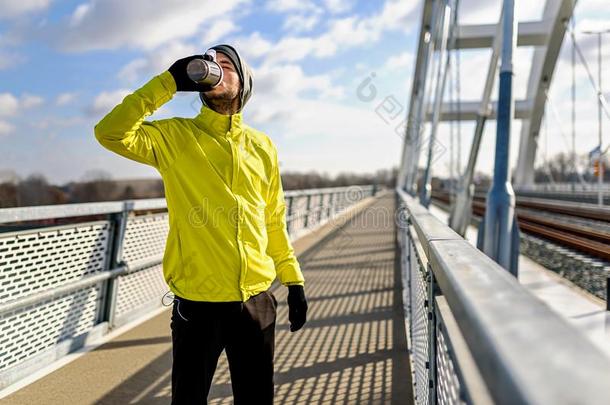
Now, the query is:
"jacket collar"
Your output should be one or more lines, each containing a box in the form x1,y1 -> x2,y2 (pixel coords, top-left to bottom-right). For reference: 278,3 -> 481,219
194,104 -> 243,139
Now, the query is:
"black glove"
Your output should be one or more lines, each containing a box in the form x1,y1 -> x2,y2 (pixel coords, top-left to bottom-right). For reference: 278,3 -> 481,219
168,55 -> 213,92
287,285 -> 308,332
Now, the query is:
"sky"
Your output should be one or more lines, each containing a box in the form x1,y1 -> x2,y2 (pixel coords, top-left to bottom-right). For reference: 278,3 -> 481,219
0,0 -> 608,185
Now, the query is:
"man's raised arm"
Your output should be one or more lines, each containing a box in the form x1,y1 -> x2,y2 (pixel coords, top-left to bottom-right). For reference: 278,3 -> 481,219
93,70 -> 185,171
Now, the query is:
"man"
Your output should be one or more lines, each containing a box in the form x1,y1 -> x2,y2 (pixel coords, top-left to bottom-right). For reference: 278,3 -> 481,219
94,44 -> 308,404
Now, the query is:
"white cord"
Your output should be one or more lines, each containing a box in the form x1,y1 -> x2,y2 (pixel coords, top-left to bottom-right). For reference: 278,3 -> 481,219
175,298 -> 189,322
161,290 -> 189,321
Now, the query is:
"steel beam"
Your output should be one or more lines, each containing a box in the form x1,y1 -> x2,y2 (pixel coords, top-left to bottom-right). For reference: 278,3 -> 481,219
480,0 -> 519,274
429,99 -> 532,121
452,20 -> 549,49
420,2 -> 453,207
514,0 -> 578,186
399,0 -> 436,192
449,12 -> 503,236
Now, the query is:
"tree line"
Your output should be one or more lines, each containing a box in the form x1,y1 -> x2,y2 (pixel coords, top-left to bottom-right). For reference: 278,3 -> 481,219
0,167 -> 398,208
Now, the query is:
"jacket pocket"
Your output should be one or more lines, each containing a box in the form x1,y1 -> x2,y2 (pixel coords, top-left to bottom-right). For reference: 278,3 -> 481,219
163,220 -> 186,290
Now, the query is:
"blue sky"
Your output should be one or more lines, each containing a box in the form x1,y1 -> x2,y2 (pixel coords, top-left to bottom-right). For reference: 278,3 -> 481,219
0,0 -> 608,185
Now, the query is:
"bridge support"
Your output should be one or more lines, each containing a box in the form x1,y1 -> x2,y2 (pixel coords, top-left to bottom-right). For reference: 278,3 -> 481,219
449,16 -> 502,236
401,0 -> 436,194
478,0 -> 519,275
513,0 -> 578,187
420,1 -> 453,207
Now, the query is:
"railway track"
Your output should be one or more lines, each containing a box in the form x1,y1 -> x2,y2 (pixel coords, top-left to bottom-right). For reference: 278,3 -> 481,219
432,192 -> 610,262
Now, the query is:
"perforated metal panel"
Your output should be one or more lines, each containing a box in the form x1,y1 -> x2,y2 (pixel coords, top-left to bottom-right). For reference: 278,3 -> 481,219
285,189 -> 368,237
112,213 -> 170,325
0,284 -> 101,372
0,221 -> 111,302
121,213 -> 169,264
114,263 -> 167,322
409,232 -> 430,405
401,230 -> 411,326
436,321 -> 465,405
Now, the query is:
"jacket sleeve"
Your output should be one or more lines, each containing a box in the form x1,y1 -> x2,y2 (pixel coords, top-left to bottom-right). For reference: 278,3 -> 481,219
94,70 -> 184,171
265,146 -> 305,287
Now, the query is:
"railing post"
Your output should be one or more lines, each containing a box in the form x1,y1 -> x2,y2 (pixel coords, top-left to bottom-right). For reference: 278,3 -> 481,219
100,200 -> 134,328
327,192 -> 334,219
606,271 -> 610,311
286,196 -> 294,236
427,263 -> 439,405
333,192 -> 341,215
303,194 -> 312,229
404,213 -> 413,326
317,193 -> 324,223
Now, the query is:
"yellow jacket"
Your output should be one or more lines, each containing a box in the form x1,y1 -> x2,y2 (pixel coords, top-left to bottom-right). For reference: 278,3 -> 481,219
94,70 -> 304,302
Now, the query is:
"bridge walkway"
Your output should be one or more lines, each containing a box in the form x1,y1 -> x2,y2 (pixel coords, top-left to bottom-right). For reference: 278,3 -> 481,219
2,192 -> 413,404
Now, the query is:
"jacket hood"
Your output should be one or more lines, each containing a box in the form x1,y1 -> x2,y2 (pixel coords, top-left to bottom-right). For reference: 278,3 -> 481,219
199,44 -> 253,113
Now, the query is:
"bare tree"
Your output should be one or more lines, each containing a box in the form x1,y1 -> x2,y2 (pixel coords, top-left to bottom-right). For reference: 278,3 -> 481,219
0,170 -> 20,207
70,169 -> 117,202
17,174 -> 65,206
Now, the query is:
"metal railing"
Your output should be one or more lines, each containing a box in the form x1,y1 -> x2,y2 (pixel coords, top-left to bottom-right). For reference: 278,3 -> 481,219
515,183 -> 610,192
284,184 -> 379,238
0,184 -> 380,390
514,183 -> 610,205
396,187 -> 610,405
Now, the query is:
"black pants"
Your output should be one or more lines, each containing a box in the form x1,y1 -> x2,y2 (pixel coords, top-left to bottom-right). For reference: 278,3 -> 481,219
170,290 -> 277,405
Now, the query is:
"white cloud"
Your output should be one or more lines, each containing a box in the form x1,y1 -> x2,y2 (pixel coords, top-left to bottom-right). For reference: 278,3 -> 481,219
233,32 -> 273,60
0,0 -> 51,19
383,51 -> 413,71
118,41 -> 198,83
0,93 -> 19,116
251,63 -> 344,102
265,0 -> 321,13
237,0 -> 419,66
0,49 -> 26,70
229,0 -> 420,175
322,0 -> 354,14
32,115 -> 85,130
117,59 -> 149,83
53,0 -> 248,52
0,92 -> 44,115
262,36 -> 332,65
20,93 -> 44,108
373,0 -> 420,31
0,119 -> 15,136
88,89 -> 131,116
572,19 -> 610,66
244,95 -> 404,176
266,0 -> 324,34
237,61 -> 349,129
201,20 -> 239,45
576,18 -> 610,33
55,92 -> 78,106
69,3 -> 91,27
0,92 -> 45,136
282,14 -> 320,33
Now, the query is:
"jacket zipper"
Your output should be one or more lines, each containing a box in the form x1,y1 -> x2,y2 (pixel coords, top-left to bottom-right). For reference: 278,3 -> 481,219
228,120 -> 248,301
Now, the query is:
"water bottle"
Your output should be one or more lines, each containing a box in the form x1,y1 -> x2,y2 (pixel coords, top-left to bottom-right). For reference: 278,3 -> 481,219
186,49 -> 223,88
